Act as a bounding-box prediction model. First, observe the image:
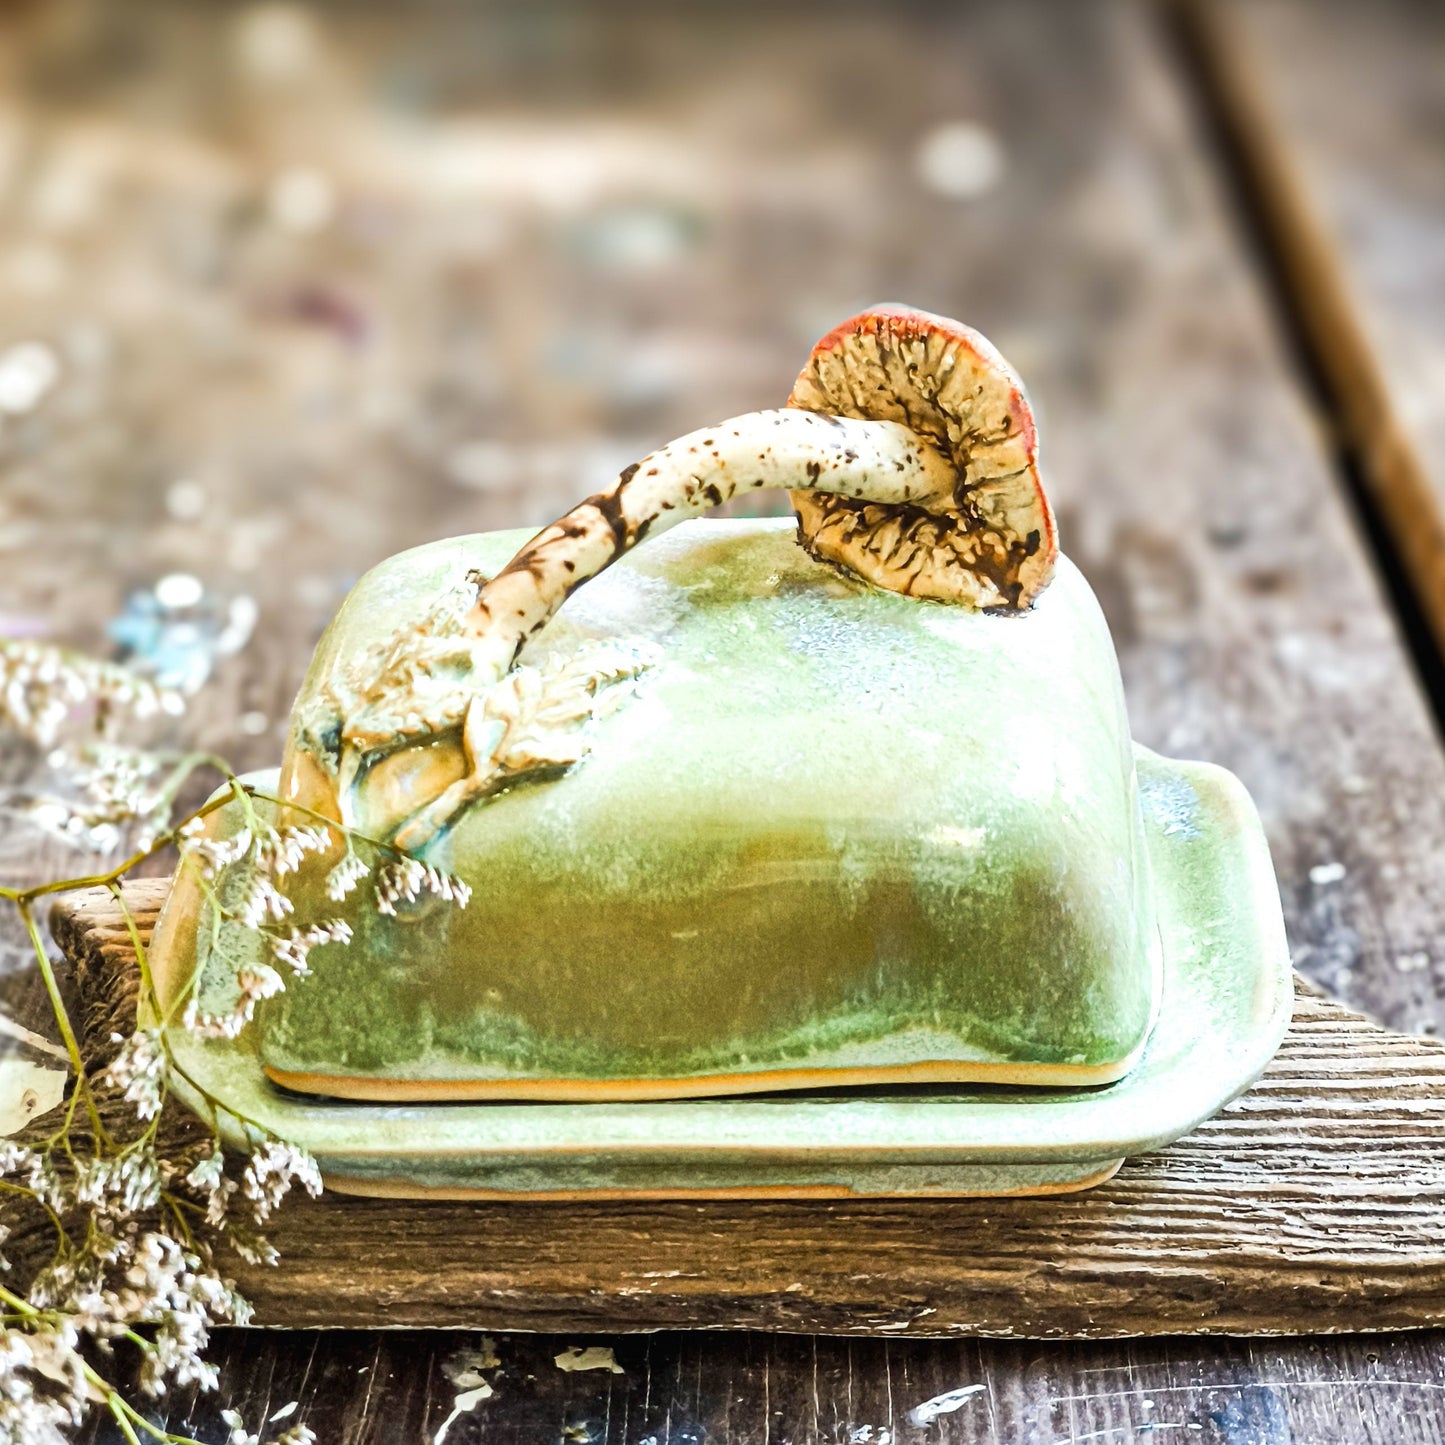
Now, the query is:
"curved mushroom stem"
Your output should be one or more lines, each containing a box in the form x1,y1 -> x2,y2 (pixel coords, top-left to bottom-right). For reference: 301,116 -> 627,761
464,408 -> 958,683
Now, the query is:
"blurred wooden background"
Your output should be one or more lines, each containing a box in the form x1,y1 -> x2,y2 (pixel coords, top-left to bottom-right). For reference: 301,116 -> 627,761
2,0 -> 1444,1441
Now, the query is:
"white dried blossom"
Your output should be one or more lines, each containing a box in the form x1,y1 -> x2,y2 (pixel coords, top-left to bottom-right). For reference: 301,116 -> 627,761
0,693 -> 347,1439
183,1147 -> 239,1227
374,856 -> 472,915
182,997 -> 247,1040
204,1177 -> 239,1228
73,1152 -> 164,1217
0,1329 -> 84,1445
233,874 -> 294,929
269,918 -> 352,975
241,1140 -> 322,1224
15,743 -> 181,853
254,824 -> 332,878
423,861 -> 471,908
185,1147 -> 225,1193
325,850 -> 370,901
0,1141 -> 36,1179
216,959 -> 288,1035
236,962 -> 286,1006
0,639 -> 182,750
100,1027 -> 167,1120
180,826 -> 253,879
225,1224 -> 279,1268
222,1407 -> 261,1445
2,1145 -> 66,1215
99,1234 -> 250,1397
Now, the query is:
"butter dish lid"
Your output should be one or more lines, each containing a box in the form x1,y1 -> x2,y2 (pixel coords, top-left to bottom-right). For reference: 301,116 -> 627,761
152,305 -> 1163,1102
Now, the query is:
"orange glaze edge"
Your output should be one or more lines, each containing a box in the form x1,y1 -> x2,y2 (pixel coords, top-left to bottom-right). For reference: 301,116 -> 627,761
265,1051 -> 1139,1104
318,1160 -> 1124,1202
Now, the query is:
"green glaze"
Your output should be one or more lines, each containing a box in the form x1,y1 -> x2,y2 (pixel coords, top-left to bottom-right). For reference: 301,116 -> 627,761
145,750 -> 1291,1198
236,518 -> 1162,1092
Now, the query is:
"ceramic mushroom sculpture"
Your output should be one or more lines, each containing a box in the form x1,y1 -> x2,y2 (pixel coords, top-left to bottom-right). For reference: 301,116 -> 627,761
285,305 -> 1058,848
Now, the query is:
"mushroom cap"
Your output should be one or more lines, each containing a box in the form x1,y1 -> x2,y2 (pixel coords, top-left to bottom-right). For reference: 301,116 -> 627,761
788,303 -> 1058,609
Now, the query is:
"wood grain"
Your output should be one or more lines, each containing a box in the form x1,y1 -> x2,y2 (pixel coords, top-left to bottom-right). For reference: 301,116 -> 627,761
1187,0 -> 1445,659
25,880 -> 1445,1339
83,1329 -> 1445,1445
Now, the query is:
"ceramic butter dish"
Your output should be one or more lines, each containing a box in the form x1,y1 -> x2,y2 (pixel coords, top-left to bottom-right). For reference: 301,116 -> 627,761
149,307 -> 1289,1180
260,524 -> 1159,1099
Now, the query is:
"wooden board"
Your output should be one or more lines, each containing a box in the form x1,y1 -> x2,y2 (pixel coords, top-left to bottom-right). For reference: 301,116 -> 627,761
95,1327 -> 1445,1445
22,878 -> 1445,1339
1186,0 -> 1445,661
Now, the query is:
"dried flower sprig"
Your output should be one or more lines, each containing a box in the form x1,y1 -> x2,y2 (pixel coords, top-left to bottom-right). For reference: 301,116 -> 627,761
375,856 -> 473,914
176,801 -> 468,1038
0,639 -> 183,752
323,851 -> 368,902
0,669 -> 468,1442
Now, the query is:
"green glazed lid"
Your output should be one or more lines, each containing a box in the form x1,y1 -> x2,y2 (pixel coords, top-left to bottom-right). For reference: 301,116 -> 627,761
163,520 -> 1161,1099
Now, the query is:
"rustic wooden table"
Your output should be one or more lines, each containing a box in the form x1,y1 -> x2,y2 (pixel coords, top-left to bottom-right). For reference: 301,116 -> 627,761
3,0 -> 1445,1440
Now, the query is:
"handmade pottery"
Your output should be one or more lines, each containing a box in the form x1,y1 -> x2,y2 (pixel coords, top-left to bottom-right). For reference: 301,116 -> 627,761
146,303 -> 1292,1196
261,522 -> 1160,1099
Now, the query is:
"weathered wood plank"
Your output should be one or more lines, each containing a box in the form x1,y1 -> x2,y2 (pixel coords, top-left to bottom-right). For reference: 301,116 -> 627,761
81,1329 -> 1445,1445
26,880 -> 1445,1339
1188,0 -> 1445,662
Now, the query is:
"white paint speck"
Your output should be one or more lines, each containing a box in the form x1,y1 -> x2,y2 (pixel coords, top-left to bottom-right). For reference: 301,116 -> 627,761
443,1338 -> 499,1389
554,1346 -> 624,1375
166,480 -> 208,521
905,1384 -> 986,1427
914,122 -> 1004,199
433,1384 -> 492,1444
0,341 -> 60,414
269,167 -> 336,233
154,572 -> 205,610
1309,861 -> 1347,886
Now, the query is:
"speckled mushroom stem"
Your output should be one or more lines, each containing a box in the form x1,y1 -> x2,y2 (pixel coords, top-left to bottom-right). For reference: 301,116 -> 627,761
464,408 -> 957,681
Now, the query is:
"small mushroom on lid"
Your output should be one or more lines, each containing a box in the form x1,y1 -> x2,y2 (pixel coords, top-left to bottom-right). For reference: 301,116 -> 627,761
789,304 -> 1056,609
461,304 -> 1056,686
293,304 -> 1060,838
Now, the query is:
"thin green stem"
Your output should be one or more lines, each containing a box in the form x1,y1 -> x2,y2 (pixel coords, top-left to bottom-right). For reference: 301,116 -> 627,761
107,1397 -> 146,1445
0,790 -> 233,902
0,1281 -> 35,1316
244,783 -> 402,857
15,899 -> 106,1143
98,1380 -> 191,1444
110,880 -> 158,1015
0,1176 -> 68,1239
